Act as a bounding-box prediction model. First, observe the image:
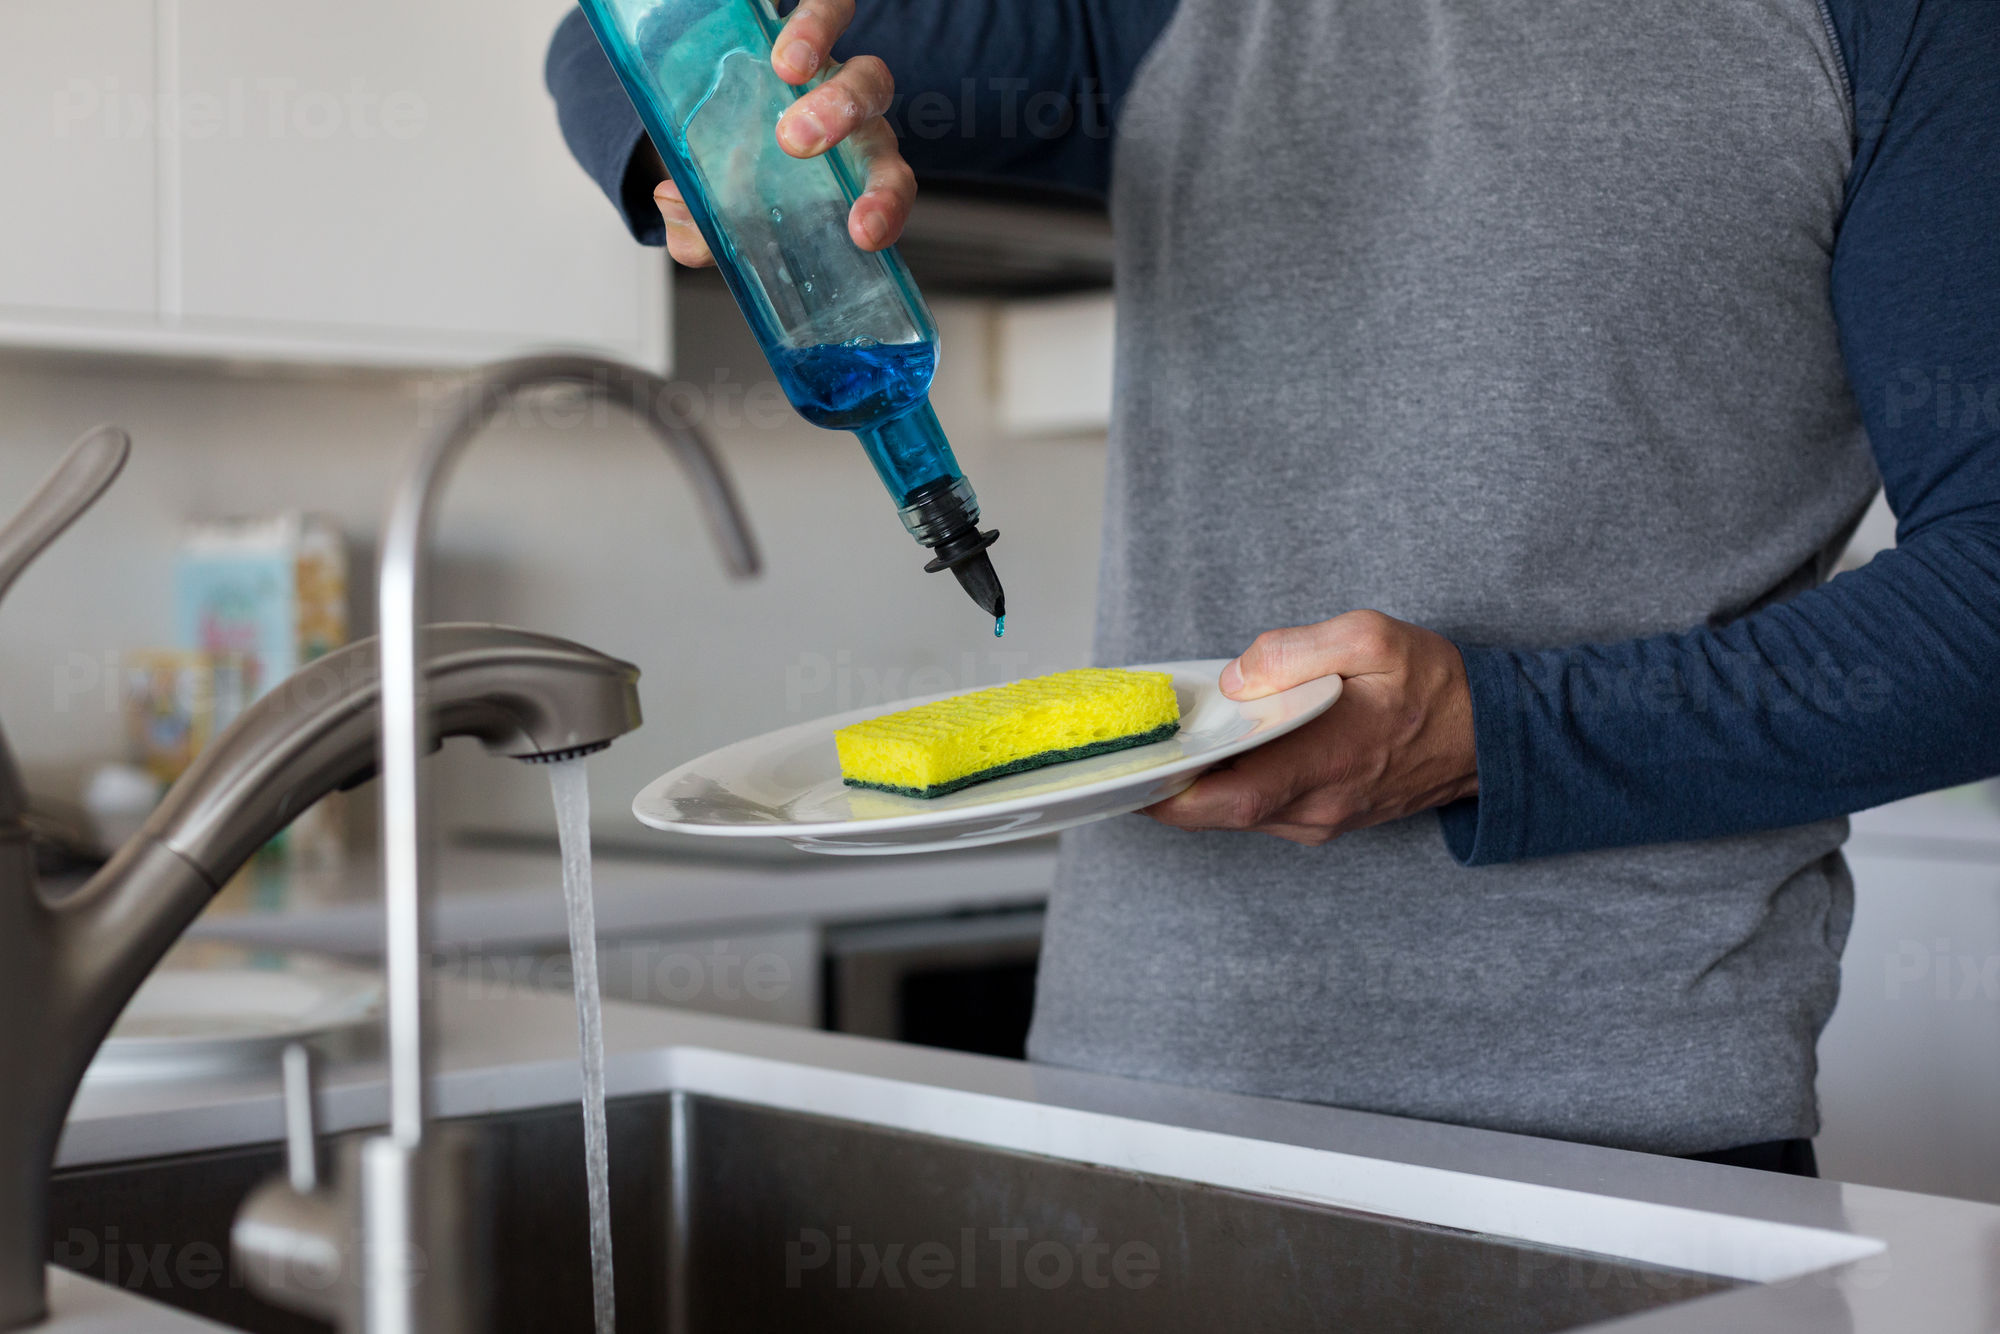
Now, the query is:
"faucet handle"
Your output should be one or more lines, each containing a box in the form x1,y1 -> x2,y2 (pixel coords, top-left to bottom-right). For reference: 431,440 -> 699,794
234,1042 -> 353,1327
0,426 -> 129,830
281,1042 -> 322,1194
0,425 -> 130,609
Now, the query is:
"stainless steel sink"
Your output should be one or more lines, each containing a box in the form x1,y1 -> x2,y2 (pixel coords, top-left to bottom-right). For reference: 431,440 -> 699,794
49,1092 -> 1735,1334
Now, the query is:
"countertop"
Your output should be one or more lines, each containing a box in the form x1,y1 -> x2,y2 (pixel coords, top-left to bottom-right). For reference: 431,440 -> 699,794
174,785 -> 2000,961
182,836 -> 1057,957
1849,782 -> 2000,857
49,971 -> 2000,1333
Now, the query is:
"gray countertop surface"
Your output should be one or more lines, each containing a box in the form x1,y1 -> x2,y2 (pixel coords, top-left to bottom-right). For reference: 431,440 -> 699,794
48,971 -> 2000,1333
182,836 -> 1057,957
175,787 -> 2000,962
1848,784 -> 2000,858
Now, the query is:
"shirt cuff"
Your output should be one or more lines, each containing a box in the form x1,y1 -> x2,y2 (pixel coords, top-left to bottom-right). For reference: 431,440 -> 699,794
1436,643 -> 1529,867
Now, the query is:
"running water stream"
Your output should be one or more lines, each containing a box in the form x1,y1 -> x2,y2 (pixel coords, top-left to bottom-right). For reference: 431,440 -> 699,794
549,757 -> 616,1334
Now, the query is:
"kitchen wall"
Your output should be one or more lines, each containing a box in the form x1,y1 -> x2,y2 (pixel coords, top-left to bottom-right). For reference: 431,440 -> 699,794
0,281 -> 1110,839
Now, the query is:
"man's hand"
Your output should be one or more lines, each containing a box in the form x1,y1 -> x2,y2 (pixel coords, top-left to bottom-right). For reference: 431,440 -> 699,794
1144,611 -> 1480,846
654,0 -> 914,268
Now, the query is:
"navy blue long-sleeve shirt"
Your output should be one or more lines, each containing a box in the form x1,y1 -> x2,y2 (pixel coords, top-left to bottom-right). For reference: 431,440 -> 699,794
546,0 -> 2000,867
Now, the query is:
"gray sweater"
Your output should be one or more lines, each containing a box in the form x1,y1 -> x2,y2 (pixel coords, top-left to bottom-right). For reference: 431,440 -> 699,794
1024,0 -> 1871,1154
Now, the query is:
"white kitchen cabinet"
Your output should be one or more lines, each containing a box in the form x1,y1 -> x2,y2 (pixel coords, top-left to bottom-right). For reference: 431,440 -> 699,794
993,292 -> 1115,437
0,0 -> 159,322
0,0 -> 667,370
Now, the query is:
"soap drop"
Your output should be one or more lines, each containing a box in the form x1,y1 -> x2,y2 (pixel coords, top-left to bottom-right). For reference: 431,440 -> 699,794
769,206 -> 783,224
993,615 -> 1006,639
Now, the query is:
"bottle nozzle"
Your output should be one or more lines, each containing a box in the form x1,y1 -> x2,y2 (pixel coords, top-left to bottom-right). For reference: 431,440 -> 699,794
898,472 -> 1006,627
944,548 -> 1005,622
925,528 -> 1005,621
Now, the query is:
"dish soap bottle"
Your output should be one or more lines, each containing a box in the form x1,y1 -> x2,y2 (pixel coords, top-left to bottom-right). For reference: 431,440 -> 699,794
577,0 -> 1005,629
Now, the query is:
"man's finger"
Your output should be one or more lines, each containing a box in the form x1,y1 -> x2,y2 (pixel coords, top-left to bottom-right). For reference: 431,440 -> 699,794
1220,610 -> 1401,700
1144,765 -> 1295,831
844,118 -> 915,250
1251,822 -> 1338,847
1260,785 -> 1364,840
772,0 -> 856,84
1145,716 -> 1331,828
778,55 -> 895,158
654,179 -> 716,268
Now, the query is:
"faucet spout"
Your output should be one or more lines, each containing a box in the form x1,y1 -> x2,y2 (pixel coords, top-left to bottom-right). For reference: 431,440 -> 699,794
374,354 -> 760,1155
287,352 -> 757,1334
63,623 -> 643,995
141,624 -> 642,885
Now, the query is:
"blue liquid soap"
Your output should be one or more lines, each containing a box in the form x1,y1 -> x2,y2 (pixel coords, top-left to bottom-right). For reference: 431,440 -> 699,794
578,0 -> 1005,626
767,339 -> 936,431
994,614 -> 1006,639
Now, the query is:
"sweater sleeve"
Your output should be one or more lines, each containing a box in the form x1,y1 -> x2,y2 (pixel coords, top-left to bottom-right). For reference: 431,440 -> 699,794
1438,0 -> 2000,865
544,1 -> 1179,244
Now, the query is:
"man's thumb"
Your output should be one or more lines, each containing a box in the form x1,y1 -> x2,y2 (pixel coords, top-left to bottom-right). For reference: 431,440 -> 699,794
1221,626 -> 1320,700
1221,612 -> 1396,700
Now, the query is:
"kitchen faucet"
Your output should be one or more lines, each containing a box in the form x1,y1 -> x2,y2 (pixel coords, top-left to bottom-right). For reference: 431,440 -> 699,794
0,365 -> 758,1330
228,354 -> 760,1333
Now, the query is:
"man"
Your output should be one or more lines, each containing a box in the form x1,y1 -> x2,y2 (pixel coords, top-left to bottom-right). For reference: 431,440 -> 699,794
546,0 -> 2000,1175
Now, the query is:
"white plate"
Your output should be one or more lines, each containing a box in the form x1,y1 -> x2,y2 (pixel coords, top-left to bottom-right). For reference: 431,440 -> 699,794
84,964 -> 384,1084
632,659 -> 1342,855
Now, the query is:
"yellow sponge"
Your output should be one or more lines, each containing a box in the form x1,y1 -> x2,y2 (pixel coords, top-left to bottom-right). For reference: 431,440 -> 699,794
836,668 -> 1181,799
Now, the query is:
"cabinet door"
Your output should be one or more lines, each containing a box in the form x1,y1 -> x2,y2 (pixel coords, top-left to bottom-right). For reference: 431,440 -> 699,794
994,294 -> 1115,437
171,0 -> 666,367
0,0 -> 158,324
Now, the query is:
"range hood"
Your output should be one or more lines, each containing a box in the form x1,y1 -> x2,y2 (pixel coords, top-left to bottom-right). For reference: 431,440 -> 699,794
678,183 -> 1113,299
893,183 -> 1113,297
